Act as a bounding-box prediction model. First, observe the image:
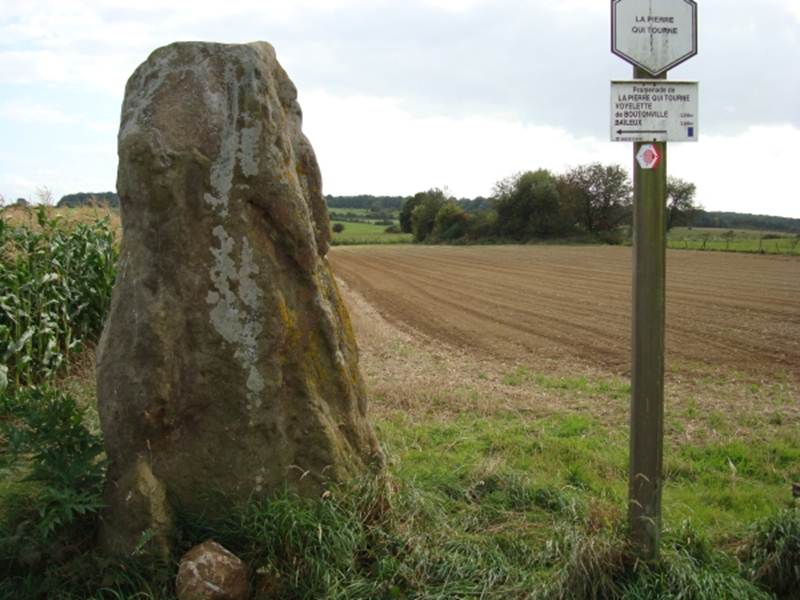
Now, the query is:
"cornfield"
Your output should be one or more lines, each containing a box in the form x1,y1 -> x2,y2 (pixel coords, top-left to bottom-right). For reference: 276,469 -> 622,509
0,206 -> 117,390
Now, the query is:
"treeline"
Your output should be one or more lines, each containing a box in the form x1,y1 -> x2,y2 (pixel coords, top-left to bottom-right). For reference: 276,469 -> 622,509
400,164 -> 654,244
693,211 -> 800,233
328,164 -> 702,244
325,195 -> 405,211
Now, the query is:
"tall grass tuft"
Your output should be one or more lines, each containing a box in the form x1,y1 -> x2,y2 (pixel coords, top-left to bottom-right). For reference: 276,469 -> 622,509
173,474 -> 548,598
739,508 -> 800,598
539,520 -> 773,600
618,521 -> 772,600
0,206 -> 117,389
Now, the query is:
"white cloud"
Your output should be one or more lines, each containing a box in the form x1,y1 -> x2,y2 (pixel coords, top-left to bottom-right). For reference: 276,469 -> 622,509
419,0 -> 490,13
775,0 -> 800,21
303,91 -> 800,218
671,124 -> 800,218
301,91 -> 620,198
0,102 -> 78,124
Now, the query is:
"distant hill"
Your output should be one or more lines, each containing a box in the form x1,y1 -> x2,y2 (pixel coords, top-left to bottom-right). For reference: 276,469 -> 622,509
57,192 -> 119,208
693,211 -> 800,234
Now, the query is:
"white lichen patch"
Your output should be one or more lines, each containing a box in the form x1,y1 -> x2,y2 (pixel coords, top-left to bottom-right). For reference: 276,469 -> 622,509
207,225 -> 266,416
118,47 -> 177,143
247,366 -> 265,396
203,62 -> 264,218
237,120 -> 262,177
202,64 -> 239,218
200,58 -> 275,418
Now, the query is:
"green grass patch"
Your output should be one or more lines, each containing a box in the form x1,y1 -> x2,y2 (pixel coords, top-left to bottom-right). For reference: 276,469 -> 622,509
502,367 -> 631,399
330,220 -> 412,245
379,412 -> 798,542
2,409 -> 798,597
668,227 -> 800,255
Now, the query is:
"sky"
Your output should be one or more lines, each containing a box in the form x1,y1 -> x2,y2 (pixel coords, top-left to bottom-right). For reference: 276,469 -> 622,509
1,0 -> 798,218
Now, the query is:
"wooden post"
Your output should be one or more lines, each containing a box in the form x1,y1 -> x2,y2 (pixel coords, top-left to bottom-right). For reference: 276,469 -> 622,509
628,65 -> 667,561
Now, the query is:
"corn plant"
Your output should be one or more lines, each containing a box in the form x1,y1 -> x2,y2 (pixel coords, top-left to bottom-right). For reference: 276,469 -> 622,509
0,206 -> 117,390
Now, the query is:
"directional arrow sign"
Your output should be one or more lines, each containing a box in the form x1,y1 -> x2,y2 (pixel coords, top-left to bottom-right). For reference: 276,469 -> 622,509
612,0 -> 698,76
610,80 -> 698,142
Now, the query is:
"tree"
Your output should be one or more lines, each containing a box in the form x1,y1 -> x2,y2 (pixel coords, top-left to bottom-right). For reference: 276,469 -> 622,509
493,170 -> 568,240
332,222 -> 345,233
464,209 -> 497,241
399,193 -> 425,233
432,202 -> 470,241
666,176 -> 701,230
561,164 -> 632,233
410,189 -> 447,242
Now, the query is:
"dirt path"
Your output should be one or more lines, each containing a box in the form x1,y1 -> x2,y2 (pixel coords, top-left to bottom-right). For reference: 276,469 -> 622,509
330,245 -> 800,381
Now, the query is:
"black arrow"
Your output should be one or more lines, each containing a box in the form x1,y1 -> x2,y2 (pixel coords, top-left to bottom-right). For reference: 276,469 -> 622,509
617,129 -> 667,135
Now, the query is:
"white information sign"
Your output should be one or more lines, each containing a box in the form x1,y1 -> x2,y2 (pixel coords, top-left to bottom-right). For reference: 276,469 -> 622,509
612,0 -> 698,75
610,80 -> 698,143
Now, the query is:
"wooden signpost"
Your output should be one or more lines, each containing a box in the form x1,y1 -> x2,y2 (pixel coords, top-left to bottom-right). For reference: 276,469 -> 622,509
610,0 -> 698,561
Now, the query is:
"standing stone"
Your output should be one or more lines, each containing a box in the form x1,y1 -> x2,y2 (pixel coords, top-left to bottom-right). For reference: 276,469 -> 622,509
97,41 -> 381,555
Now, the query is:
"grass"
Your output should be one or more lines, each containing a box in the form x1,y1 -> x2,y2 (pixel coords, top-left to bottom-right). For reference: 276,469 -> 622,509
502,367 -> 631,400
331,220 -> 412,245
1,385 -> 796,598
4,405 -> 795,597
667,227 -> 800,255
378,411 -> 797,542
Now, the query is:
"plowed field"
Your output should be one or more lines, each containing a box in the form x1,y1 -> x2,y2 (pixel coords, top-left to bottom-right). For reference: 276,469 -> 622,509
329,245 -> 800,380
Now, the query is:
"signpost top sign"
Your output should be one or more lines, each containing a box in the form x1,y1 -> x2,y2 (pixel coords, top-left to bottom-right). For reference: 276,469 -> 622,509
612,0 -> 698,76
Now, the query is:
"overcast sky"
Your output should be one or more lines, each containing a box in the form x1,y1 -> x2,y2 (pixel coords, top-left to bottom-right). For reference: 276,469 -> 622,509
1,0 -> 798,217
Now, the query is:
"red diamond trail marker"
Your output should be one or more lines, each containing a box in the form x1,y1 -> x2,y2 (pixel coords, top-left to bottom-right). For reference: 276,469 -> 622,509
635,143 -> 661,169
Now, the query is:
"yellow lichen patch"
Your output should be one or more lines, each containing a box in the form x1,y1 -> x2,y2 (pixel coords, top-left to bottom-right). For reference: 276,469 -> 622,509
275,293 -> 294,330
330,276 -> 356,345
275,292 -> 302,354
132,458 -> 173,561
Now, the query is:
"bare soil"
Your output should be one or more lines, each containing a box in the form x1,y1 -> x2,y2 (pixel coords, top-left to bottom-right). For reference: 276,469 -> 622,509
330,245 -> 800,382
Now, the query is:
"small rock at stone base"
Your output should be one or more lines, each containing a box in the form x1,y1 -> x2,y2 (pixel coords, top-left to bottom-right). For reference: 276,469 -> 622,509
176,540 -> 250,600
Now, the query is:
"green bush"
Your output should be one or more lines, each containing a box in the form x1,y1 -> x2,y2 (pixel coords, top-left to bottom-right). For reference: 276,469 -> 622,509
0,207 -> 117,389
0,387 -> 106,573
